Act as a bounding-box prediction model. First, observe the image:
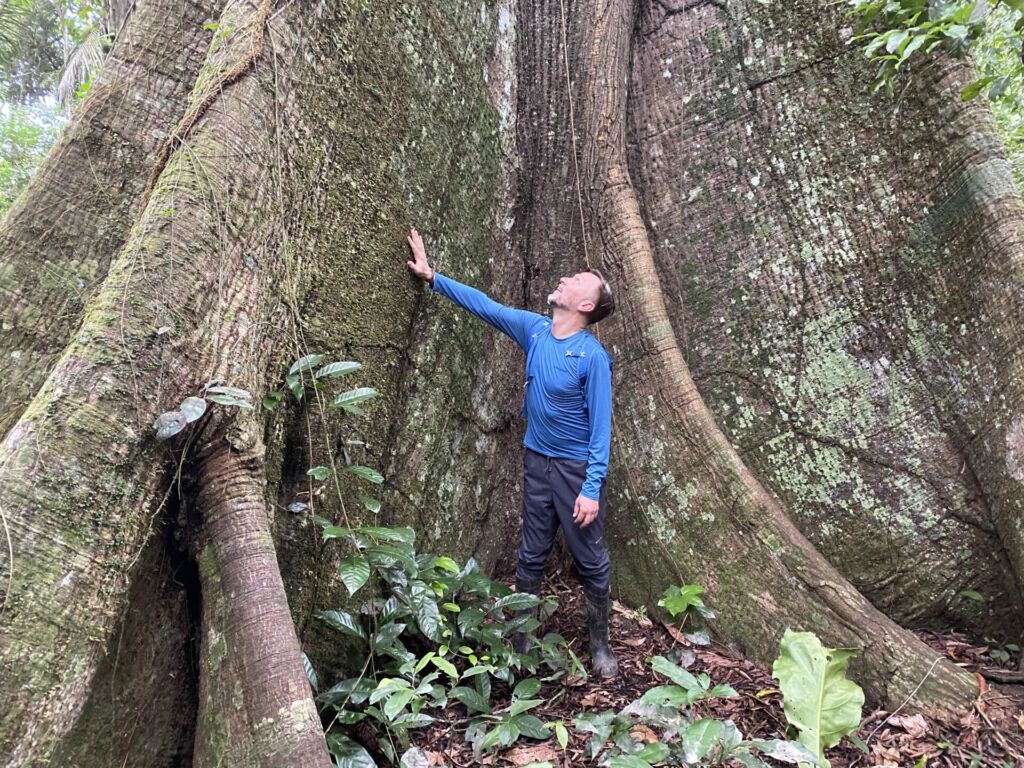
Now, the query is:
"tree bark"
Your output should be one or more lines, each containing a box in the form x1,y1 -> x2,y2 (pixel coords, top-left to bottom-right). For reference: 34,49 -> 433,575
623,0 -> 1024,639
6,0 -> 1024,760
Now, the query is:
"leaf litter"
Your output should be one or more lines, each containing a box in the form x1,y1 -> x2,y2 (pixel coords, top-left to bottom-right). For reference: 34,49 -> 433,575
402,578 -> 1024,767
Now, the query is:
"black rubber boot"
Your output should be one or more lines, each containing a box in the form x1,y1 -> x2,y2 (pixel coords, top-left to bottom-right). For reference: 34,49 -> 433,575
512,574 -> 541,654
584,585 -> 618,679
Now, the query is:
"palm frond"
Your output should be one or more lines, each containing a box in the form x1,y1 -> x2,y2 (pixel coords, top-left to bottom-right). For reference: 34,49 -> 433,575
56,27 -> 106,109
0,0 -> 32,65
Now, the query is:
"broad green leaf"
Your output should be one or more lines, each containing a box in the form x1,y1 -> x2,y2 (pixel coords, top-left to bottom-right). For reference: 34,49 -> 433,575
391,712 -> 434,728
332,387 -> 379,415
366,544 -> 417,571
383,688 -> 414,720
509,698 -> 543,716
373,622 -> 406,652
180,396 -> 207,423
356,526 -> 414,544
491,592 -> 541,612
449,685 -> 492,714
516,714 -> 550,739
681,718 -> 724,763
434,556 -> 459,573
314,610 -> 367,641
411,581 -> 443,641
307,465 -> 330,481
554,722 -> 568,750
369,678 -> 409,703
205,385 -> 251,398
315,360 -> 362,379
658,583 -> 706,617
638,684 -> 691,706
153,410 -> 188,440
205,386 -> 254,408
746,738 -> 823,765
360,495 -> 382,513
651,655 -> 702,692
514,677 -> 542,699
285,373 -> 303,400
262,391 -> 285,410
339,555 -> 370,595
430,655 -> 459,679
400,747 -> 430,768
205,393 -> 254,408
772,629 -> 865,767
634,742 -> 671,762
301,651 -> 317,692
325,733 -> 376,768
289,353 -> 324,376
320,525 -> 351,541
732,753 -> 772,768
318,677 -> 376,706
346,465 -> 384,484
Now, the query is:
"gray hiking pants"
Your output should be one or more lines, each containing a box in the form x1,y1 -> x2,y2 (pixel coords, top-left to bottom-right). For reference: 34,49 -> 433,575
516,447 -> 611,593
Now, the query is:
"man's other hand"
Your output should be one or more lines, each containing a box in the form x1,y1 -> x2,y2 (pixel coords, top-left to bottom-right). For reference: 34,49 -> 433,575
406,228 -> 434,282
573,494 -> 600,528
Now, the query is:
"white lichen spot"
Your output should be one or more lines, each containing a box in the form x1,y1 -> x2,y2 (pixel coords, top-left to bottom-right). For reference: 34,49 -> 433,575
1005,414 -> 1024,483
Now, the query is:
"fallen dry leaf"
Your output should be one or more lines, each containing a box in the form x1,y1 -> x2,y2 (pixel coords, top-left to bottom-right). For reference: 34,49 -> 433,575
622,636 -> 646,647
630,724 -> 659,744
662,622 -> 686,644
890,713 -> 928,739
613,600 -> 652,628
503,743 -> 559,765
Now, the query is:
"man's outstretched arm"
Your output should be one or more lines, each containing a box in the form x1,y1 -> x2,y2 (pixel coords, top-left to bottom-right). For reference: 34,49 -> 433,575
406,228 -> 541,349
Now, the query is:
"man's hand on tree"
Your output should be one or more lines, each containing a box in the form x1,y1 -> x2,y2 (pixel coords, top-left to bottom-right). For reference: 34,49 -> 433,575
573,494 -> 600,528
406,228 -> 434,283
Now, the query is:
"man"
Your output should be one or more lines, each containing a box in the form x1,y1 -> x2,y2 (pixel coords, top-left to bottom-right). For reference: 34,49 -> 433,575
405,228 -> 618,678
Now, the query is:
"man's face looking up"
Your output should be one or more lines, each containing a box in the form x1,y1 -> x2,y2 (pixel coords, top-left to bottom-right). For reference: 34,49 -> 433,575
547,271 -> 602,317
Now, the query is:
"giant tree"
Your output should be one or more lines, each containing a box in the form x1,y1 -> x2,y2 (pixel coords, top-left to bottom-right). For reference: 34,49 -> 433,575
1,0 -> 1021,764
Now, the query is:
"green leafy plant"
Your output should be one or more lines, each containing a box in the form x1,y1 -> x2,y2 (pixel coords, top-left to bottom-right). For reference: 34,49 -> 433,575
846,0 -> 1024,119
982,636 -> 1020,664
310,521 -> 582,765
152,381 -> 254,439
771,629 -> 865,768
465,677 -> 551,754
572,653 -> 817,768
659,583 -> 714,646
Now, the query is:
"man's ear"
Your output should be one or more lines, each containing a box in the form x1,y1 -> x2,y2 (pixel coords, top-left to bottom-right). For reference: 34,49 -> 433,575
578,299 -> 596,314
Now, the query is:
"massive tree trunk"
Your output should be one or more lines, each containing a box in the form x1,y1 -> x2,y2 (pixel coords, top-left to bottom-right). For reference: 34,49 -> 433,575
1,0 -> 1021,762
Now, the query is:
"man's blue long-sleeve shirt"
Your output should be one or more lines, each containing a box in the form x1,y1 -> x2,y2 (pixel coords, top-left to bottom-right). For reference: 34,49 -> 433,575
431,273 -> 612,500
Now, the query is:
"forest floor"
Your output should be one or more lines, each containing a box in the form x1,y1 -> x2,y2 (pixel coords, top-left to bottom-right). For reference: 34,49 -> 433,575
409,577 -> 1024,767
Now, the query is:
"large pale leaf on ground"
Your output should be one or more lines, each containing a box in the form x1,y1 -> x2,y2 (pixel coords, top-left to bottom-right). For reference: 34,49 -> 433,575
772,629 -> 864,767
